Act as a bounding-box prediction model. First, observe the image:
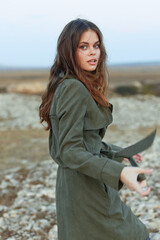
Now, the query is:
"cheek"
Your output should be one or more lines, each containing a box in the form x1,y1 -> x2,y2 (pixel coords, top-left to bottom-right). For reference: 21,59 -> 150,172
76,52 -> 86,66
97,49 -> 101,59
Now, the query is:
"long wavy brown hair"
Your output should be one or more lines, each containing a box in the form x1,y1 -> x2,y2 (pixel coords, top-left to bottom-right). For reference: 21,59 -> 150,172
39,18 -> 110,130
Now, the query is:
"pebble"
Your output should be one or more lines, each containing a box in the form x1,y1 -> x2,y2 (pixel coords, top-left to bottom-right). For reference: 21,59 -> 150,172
0,93 -> 159,239
0,93 -> 159,131
0,93 -> 42,131
111,95 -> 160,129
0,160 -> 57,239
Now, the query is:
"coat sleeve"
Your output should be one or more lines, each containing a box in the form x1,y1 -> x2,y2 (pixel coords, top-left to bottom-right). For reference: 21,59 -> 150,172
55,80 -> 125,191
101,141 -> 124,163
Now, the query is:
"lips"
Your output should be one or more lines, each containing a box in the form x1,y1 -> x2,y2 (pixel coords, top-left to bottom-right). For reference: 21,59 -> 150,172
88,59 -> 97,63
87,59 -> 97,65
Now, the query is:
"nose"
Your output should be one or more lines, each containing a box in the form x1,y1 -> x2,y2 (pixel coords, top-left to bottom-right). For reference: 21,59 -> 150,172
89,47 -> 96,55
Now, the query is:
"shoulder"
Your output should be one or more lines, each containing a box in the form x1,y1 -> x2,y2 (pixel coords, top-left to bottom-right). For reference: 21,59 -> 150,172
50,78 -> 90,116
55,78 -> 89,99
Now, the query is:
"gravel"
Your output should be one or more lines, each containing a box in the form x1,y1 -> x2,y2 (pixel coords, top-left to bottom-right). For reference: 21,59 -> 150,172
0,93 -> 159,239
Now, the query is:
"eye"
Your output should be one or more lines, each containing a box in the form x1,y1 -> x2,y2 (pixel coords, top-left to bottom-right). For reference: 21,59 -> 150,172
79,45 -> 87,50
94,43 -> 100,49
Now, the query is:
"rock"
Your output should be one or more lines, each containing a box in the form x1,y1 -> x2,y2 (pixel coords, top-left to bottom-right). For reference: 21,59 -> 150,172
113,82 -> 160,96
0,217 -> 7,230
0,161 -> 58,239
110,95 -> 160,130
114,85 -> 140,95
141,83 -> 160,96
0,93 -> 160,239
0,93 -> 160,131
0,156 -> 159,239
49,225 -> 58,240
0,93 -> 43,130
0,86 -> 7,93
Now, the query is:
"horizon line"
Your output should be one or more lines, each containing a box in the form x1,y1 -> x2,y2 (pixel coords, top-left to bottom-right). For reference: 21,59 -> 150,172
0,60 -> 160,71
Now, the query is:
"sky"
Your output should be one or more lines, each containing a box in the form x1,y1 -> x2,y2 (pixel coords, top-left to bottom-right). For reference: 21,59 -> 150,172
0,0 -> 160,68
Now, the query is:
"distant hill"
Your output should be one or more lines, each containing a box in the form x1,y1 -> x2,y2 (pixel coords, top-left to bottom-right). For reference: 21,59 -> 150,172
0,62 -> 160,71
108,61 -> 160,68
0,65 -> 12,70
0,65 -> 49,71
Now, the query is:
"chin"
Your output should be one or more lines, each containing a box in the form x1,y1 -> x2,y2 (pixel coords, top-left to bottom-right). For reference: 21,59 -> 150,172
85,66 -> 97,72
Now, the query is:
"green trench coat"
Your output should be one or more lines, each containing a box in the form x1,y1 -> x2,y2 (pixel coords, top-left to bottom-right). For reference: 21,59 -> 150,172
49,76 -> 149,240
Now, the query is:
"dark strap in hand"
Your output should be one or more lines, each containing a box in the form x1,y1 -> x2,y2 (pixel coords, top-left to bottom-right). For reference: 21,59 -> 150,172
110,129 -> 156,182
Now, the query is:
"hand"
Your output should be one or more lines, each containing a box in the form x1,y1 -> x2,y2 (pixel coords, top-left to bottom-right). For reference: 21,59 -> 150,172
123,153 -> 142,164
133,153 -> 143,163
120,167 -> 153,196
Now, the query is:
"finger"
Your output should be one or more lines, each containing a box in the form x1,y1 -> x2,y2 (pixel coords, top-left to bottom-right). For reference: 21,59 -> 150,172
136,168 -> 153,175
141,187 -> 148,192
123,158 -> 130,163
133,155 -> 141,164
136,186 -> 151,197
139,180 -> 147,188
133,154 -> 140,159
133,154 -> 142,162
135,159 -> 141,164
134,180 -> 150,196
137,153 -> 142,159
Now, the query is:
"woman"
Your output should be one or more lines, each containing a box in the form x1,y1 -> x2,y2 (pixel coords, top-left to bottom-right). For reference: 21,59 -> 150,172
39,19 -> 152,240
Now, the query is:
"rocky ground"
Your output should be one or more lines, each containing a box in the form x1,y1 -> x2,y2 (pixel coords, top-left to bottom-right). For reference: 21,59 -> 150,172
0,92 -> 160,239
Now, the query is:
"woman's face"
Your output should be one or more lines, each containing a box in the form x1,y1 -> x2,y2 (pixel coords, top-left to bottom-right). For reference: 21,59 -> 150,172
76,30 -> 101,72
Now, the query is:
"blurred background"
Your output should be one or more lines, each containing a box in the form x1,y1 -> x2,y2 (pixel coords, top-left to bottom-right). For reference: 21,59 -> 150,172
0,0 -> 160,239
1,0 -> 160,68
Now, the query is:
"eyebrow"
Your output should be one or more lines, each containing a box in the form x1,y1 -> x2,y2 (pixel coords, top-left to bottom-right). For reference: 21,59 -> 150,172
79,41 -> 100,45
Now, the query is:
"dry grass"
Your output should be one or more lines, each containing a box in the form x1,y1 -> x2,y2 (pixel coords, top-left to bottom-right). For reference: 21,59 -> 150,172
0,129 -> 51,170
0,65 -> 160,88
108,64 -> 160,84
0,69 -> 49,88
